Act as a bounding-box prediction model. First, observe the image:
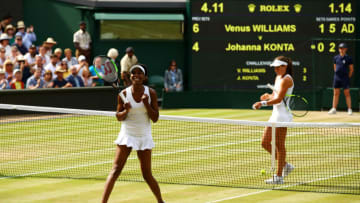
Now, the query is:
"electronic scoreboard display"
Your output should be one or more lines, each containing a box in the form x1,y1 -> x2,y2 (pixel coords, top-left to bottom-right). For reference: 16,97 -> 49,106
190,0 -> 357,90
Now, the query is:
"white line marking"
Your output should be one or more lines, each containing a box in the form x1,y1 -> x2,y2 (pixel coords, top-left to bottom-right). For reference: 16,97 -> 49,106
207,170 -> 360,203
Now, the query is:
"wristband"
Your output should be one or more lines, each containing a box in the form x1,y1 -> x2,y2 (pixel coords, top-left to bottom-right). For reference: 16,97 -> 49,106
260,101 -> 268,107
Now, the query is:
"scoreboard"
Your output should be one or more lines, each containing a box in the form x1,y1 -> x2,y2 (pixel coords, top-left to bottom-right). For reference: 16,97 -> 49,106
190,0 -> 357,90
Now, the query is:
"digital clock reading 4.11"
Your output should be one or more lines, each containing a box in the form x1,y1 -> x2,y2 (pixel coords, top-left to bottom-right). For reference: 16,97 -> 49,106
190,0 -> 357,90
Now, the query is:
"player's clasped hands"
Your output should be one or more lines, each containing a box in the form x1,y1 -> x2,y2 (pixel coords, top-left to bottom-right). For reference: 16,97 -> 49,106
141,94 -> 149,104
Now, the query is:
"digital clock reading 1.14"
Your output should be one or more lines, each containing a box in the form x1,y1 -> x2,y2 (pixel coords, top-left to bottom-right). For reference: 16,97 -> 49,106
190,0 -> 357,90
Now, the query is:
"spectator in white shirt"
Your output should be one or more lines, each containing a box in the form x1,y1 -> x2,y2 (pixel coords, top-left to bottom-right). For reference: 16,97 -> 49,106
37,45 -> 50,66
43,37 -> 56,56
0,33 -> 11,57
33,55 -> 45,76
75,55 -> 88,76
24,44 -> 37,68
8,46 -> 19,66
54,48 -> 62,65
0,47 -> 6,69
73,21 -> 91,63
120,47 -> 138,86
45,54 -> 58,75
62,48 -> 78,68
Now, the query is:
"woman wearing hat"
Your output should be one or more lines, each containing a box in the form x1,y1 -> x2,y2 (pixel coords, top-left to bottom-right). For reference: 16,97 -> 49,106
253,56 -> 295,184
5,24 -> 15,44
102,64 -> 164,203
0,33 -> 11,56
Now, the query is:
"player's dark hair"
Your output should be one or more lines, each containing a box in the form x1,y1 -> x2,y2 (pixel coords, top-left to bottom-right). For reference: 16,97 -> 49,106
137,63 -> 148,76
168,60 -> 177,71
276,56 -> 293,77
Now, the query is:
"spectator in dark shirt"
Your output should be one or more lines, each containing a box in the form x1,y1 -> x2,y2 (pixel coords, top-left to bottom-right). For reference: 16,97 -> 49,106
13,33 -> 27,55
328,43 -> 354,115
66,66 -> 84,87
52,66 -> 72,88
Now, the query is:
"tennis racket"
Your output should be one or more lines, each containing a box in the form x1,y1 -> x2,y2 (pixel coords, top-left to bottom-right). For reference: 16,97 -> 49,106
267,83 -> 309,117
92,55 -> 128,103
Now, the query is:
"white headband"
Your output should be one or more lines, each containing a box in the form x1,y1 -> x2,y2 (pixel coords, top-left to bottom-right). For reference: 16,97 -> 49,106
270,59 -> 288,67
130,65 -> 146,75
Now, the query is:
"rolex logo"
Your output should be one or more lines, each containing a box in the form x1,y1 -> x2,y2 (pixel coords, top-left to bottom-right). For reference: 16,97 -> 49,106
248,4 -> 256,13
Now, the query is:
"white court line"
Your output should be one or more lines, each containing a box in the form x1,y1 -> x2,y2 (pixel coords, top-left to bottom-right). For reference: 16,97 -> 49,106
207,170 -> 360,203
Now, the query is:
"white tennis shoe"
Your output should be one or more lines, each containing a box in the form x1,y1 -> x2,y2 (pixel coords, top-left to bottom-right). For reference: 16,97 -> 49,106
348,109 -> 353,115
265,175 -> 284,184
328,108 -> 336,114
282,163 -> 295,177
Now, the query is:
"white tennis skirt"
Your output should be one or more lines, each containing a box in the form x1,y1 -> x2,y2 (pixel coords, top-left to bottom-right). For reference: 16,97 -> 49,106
114,133 -> 155,151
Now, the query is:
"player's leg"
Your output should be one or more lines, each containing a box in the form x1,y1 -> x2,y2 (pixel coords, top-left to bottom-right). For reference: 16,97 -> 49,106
261,126 -> 272,154
275,127 -> 287,177
137,149 -> 164,203
102,145 -> 132,203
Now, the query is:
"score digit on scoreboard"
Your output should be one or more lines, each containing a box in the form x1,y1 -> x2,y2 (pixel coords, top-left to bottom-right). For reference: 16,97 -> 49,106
190,0 -> 356,90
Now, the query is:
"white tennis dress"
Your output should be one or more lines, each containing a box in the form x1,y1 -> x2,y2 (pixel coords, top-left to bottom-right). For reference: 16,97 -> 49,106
268,74 -> 294,122
114,85 -> 155,150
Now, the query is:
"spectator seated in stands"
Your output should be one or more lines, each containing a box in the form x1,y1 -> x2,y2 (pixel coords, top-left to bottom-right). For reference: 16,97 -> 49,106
15,55 -> 31,84
43,70 -> 53,88
8,46 -> 19,65
54,48 -> 62,64
5,24 -> 15,45
3,59 -> 14,82
62,48 -> 78,68
9,69 -> 24,89
81,68 -> 94,87
75,55 -> 88,76
66,66 -> 84,87
0,14 -> 12,33
43,37 -> 57,56
26,68 -> 45,89
0,47 -> 6,69
34,55 -> 45,76
164,60 -> 183,92
13,33 -> 28,55
59,60 -> 71,78
0,68 -> 9,89
38,45 -> 50,66
24,44 -> 37,68
16,22 -> 36,49
52,66 -> 72,88
89,56 -> 104,86
120,47 -> 138,86
45,54 -> 58,75
0,33 -> 11,56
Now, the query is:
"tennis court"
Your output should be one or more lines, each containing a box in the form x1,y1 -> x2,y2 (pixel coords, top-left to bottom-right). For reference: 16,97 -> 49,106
0,107 -> 359,202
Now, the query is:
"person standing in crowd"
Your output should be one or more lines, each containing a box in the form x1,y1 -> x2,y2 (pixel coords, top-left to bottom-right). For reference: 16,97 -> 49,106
9,69 -> 24,89
89,56 -> 104,86
0,14 -> 12,33
0,33 -> 11,56
0,68 -> 9,89
52,67 -> 72,88
13,34 -> 28,55
5,24 -> 16,45
24,45 -> 37,68
120,47 -> 138,87
66,66 -> 84,87
164,60 -> 183,92
16,22 -> 36,49
62,48 -> 78,68
26,68 -> 45,89
328,43 -> 354,115
73,21 -> 91,63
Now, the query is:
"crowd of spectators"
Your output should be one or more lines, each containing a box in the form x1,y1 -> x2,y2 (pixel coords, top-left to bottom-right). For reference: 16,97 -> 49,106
0,14 -> 184,92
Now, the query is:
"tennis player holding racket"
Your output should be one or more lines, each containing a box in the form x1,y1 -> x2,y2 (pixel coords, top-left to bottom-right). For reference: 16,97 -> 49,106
252,56 -> 295,184
102,64 -> 164,203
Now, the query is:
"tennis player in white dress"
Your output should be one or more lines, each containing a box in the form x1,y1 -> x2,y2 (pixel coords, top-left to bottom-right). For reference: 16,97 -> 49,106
253,56 -> 295,184
102,64 -> 164,203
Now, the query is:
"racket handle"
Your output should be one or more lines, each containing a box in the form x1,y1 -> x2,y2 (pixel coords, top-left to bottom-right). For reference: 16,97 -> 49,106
119,92 -> 128,103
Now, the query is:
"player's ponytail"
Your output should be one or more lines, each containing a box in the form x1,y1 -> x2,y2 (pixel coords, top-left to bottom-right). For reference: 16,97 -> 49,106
276,56 -> 293,77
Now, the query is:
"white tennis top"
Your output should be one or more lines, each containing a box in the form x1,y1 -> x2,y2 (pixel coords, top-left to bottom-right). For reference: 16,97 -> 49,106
269,74 -> 294,122
119,85 -> 151,137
